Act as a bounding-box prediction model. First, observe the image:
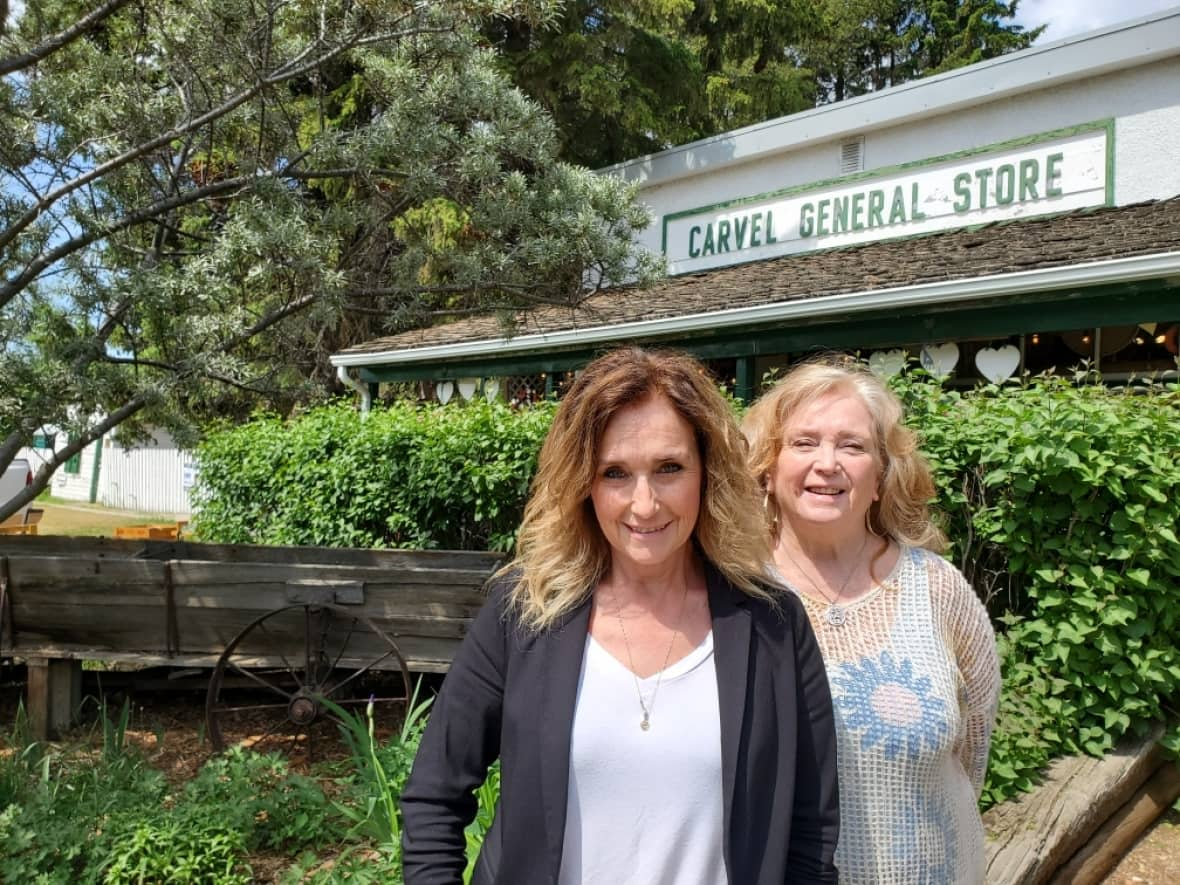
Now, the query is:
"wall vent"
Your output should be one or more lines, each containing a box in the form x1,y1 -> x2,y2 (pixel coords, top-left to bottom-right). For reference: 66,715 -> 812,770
840,137 -> 865,174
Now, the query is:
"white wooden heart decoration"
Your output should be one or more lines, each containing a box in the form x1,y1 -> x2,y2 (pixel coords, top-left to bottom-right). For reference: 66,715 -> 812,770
920,342 -> 959,377
457,378 -> 478,401
975,345 -> 1020,384
436,380 -> 454,404
483,378 -> 500,402
867,349 -> 908,377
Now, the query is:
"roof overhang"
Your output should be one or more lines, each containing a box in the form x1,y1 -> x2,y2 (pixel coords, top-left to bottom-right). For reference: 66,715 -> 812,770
330,251 -> 1180,369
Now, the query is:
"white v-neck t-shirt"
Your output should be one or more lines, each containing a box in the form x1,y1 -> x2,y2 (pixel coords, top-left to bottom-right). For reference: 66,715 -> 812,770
557,631 -> 728,885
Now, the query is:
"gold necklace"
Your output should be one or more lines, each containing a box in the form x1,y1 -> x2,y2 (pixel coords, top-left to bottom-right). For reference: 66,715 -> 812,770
778,534 -> 870,627
611,582 -> 690,732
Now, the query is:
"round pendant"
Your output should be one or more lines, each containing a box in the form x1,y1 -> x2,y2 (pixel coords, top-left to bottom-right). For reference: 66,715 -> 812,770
640,718 -> 650,731
826,605 -> 846,626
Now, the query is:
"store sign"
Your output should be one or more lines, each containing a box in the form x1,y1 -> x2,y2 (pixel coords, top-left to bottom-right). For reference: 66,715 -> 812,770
662,126 -> 1110,275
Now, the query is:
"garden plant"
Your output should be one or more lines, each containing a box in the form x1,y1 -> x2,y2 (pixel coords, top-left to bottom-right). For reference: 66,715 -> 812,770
4,366 -> 1179,880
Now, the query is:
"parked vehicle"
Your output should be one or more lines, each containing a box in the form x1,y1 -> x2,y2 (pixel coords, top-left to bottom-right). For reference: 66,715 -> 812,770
1,457 -> 33,523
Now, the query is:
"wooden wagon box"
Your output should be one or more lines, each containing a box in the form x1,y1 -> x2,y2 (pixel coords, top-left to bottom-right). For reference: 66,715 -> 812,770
0,535 -> 503,741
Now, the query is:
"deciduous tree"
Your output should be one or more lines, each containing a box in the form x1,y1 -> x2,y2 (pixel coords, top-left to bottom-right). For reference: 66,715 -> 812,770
0,0 -> 661,520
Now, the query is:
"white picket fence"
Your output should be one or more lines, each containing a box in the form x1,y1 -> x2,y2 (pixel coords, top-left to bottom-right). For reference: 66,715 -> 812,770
19,429 -> 195,516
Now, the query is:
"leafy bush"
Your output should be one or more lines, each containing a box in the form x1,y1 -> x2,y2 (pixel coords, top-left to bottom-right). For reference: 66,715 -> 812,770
895,371 -> 1180,807
192,399 -> 555,551
193,372 -> 1180,810
0,701 -> 340,883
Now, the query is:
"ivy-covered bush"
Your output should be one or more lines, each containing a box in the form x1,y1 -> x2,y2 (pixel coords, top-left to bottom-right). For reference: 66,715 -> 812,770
193,374 -> 1180,808
191,399 -> 555,551
896,371 -> 1180,806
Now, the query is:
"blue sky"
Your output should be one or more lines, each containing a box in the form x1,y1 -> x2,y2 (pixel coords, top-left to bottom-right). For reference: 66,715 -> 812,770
1012,0 -> 1178,41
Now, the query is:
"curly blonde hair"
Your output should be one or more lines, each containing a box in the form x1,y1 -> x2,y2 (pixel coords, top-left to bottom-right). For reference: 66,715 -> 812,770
742,356 -> 946,553
504,346 -> 774,631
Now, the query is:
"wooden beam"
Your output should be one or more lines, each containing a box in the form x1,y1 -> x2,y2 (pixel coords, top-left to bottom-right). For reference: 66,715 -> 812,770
26,657 -> 82,741
984,724 -> 1165,883
1049,761 -> 1180,885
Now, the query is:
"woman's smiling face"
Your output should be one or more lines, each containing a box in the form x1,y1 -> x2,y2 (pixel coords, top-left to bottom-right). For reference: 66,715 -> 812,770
770,388 -> 881,535
589,395 -> 702,577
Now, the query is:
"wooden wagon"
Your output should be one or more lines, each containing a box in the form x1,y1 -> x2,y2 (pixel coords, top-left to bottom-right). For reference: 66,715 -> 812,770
0,535 -> 502,749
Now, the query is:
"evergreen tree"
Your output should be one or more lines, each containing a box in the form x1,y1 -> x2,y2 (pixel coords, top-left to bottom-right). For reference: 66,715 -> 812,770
0,0 -> 662,518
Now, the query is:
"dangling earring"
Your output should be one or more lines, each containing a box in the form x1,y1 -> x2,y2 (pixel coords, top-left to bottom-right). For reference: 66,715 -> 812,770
763,488 -> 779,531
865,506 -> 882,537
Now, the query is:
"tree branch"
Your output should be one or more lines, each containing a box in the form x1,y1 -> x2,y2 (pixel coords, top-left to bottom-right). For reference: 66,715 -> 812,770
0,0 -> 134,76
0,17 -> 420,257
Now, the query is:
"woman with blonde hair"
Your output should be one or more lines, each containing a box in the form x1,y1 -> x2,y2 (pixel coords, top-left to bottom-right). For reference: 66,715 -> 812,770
402,346 -> 839,884
743,356 -> 999,884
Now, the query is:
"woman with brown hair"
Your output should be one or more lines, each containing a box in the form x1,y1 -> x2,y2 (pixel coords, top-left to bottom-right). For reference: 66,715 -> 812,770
743,357 -> 1000,884
402,346 -> 839,884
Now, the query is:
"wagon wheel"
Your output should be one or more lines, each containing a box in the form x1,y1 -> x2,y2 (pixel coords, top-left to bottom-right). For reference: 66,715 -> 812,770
205,602 -> 411,759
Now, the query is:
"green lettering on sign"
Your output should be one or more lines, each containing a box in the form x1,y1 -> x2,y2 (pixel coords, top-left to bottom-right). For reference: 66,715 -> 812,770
888,186 -> 907,225
734,216 -> 749,249
975,167 -> 994,209
1046,152 -> 1064,197
851,192 -> 866,231
1019,159 -> 1039,201
995,163 -> 1016,205
799,203 -> 814,238
717,219 -> 731,253
953,172 -> 972,212
910,183 -> 927,221
832,196 -> 849,234
868,190 -> 885,227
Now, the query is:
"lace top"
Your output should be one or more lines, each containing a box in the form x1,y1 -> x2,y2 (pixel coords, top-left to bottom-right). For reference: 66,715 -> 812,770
779,546 -> 1000,884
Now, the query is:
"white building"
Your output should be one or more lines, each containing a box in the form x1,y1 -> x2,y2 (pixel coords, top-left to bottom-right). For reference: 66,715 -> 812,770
331,10 -> 1180,399
21,428 -> 194,515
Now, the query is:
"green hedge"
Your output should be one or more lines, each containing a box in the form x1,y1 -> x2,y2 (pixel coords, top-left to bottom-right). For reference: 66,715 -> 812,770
192,374 -> 1180,807
897,372 -> 1180,806
192,399 -> 555,552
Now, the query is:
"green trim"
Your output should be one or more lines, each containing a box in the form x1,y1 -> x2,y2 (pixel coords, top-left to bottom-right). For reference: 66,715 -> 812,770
354,279 -> 1178,382
88,435 -> 103,503
661,119 -> 1115,259
735,356 -> 754,403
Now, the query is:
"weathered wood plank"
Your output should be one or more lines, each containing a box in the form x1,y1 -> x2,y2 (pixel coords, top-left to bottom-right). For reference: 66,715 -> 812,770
7,555 -> 166,585
10,605 -> 174,653
983,725 -> 1165,885
172,582 -> 485,610
12,602 -> 471,658
1,538 -> 498,675
169,559 -> 496,586
1049,761 -> 1180,885
0,534 -> 504,571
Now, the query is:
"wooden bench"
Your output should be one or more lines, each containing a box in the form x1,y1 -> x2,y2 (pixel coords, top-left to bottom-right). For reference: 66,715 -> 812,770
113,520 -> 186,540
0,507 -> 43,536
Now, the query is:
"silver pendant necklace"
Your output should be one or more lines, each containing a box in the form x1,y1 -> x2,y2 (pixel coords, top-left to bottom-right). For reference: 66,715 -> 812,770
779,534 -> 870,627
612,582 -> 689,731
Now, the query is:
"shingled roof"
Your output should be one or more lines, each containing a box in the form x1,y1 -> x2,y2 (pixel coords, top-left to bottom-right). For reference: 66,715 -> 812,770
336,197 -> 1180,359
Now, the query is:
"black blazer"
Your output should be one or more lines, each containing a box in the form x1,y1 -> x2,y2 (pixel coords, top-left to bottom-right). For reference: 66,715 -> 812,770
401,563 -> 839,884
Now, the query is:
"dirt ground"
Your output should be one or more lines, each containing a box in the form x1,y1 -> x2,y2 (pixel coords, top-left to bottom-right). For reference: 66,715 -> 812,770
1103,809 -> 1180,884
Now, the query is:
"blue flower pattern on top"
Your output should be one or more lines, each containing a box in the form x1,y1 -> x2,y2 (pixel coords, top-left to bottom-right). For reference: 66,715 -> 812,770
887,792 -> 956,884
831,649 -> 950,762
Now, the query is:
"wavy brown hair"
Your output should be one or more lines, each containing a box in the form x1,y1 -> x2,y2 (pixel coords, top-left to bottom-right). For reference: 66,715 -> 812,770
742,356 -> 946,553
504,346 -> 774,631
